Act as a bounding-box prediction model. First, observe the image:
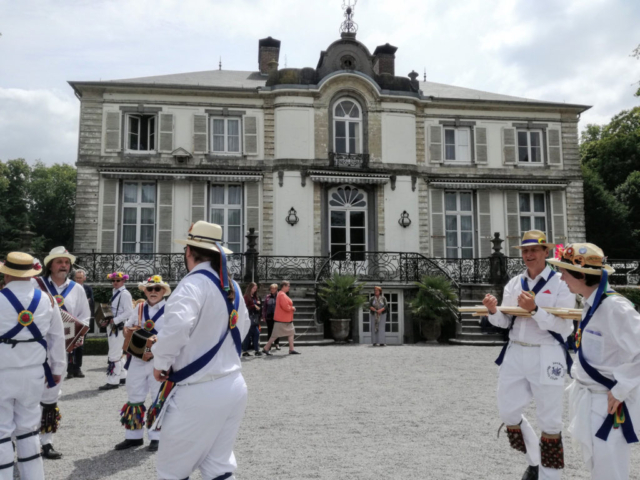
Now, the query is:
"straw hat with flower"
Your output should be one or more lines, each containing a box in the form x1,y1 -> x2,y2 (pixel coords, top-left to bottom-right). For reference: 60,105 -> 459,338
0,252 -> 43,278
547,243 -> 614,276
138,275 -> 171,296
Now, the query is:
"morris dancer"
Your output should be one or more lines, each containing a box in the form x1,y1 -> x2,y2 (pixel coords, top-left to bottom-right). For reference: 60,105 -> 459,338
69,268 -> 94,379
0,253 -> 65,480
150,221 -> 250,480
115,275 -> 170,452
98,272 -> 133,391
34,247 -> 91,460
549,244 -> 640,480
482,231 -> 575,480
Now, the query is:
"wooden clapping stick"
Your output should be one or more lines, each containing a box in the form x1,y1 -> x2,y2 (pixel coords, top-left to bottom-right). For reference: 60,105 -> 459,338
458,306 -> 582,321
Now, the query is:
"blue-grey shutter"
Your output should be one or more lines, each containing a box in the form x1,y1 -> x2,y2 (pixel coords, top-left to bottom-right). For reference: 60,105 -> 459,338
157,181 -> 173,253
502,127 -> 516,165
430,188 -> 445,257
548,128 -> 562,165
243,116 -> 259,155
193,114 -> 208,154
101,179 -> 119,251
429,125 -> 443,164
477,191 -> 492,256
505,191 -> 520,252
105,111 -> 121,152
191,182 -> 206,223
475,127 -> 488,165
159,113 -> 174,153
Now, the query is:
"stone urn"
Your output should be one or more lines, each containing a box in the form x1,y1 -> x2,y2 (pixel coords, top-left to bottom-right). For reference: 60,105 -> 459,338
420,319 -> 442,341
330,319 -> 351,342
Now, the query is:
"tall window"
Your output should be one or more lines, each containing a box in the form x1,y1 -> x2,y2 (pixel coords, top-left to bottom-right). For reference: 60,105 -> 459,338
211,117 -> 241,154
333,99 -> 362,154
517,130 -> 542,163
210,184 -> 243,253
519,192 -> 546,234
122,182 -> 155,253
445,191 -> 474,258
126,114 -> 156,152
329,186 -> 367,261
444,128 -> 470,162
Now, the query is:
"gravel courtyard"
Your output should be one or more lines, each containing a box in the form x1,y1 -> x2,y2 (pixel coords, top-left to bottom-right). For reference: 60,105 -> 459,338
42,345 -> 639,480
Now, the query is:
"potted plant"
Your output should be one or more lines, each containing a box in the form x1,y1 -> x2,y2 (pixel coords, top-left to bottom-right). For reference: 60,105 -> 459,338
318,273 -> 367,342
409,275 -> 458,342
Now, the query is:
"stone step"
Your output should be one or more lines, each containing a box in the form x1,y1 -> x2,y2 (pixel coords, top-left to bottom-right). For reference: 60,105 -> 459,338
449,338 -> 507,347
455,332 -> 506,342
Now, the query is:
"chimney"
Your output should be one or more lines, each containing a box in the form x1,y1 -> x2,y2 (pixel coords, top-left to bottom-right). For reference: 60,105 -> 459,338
258,37 -> 281,75
372,43 -> 398,76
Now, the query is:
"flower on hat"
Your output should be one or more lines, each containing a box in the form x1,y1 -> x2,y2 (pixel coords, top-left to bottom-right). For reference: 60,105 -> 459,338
153,275 -> 161,283
554,244 -> 564,260
107,272 -> 130,280
33,262 -> 42,271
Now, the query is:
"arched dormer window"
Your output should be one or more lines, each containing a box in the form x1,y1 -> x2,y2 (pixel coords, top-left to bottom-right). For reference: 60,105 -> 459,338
333,99 -> 362,155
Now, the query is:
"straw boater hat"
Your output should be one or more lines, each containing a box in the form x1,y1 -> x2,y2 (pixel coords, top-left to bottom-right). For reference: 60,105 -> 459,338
138,275 -> 171,296
547,243 -> 615,276
512,230 -> 556,250
175,221 -> 233,254
43,246 -> 76,267
0,252 -> 43,278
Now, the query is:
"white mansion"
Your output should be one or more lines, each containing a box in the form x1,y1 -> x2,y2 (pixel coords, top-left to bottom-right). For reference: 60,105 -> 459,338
69,28 -> 588,343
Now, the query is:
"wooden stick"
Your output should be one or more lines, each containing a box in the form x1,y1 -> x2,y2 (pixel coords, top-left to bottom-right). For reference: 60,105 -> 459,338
459,305 -> 582,321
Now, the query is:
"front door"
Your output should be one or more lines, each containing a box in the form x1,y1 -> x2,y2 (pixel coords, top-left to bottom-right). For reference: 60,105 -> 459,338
329,185 -> 367,261
359,290 -> 403,344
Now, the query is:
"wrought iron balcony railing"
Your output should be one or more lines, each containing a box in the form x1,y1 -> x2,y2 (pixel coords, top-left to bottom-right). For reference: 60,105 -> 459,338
328,152 -> 370,169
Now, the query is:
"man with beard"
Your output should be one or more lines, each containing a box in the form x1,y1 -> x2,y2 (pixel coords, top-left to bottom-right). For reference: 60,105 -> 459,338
33,247 -> 91,460
482,231 -> 575,480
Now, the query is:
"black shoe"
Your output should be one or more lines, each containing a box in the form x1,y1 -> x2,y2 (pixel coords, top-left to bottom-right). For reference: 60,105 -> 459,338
147,440 -> 159,452
74,368 -> 85,378
289,350 -> 301,355
120,378 -> 126,385
98,383 -> 119,391
262,349 -> 272,356
65,371 -> 75,380
242,352 -> 252,357
42,444 -> 63,460
254,351 -> 263,356
521,465 -> 538,480
274,344 -> 281,351
114,439 -> 144,451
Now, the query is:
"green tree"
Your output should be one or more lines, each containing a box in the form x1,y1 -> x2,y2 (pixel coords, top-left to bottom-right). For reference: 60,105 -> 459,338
0,159 -> 31,253
616,170 -> 640,243
29,161 -> 77,252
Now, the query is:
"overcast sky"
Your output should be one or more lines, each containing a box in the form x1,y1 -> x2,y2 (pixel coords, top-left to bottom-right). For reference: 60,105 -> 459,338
1,0 -> 639,165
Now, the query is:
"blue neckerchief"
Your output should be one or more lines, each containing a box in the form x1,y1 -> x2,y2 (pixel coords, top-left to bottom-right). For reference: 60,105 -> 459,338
143,303 -> 165,335
495,270 -> 557,366
168,270 -> 241,384
577,270 -> 638,444
42,277 -> 76,312
0,288 -> 55,387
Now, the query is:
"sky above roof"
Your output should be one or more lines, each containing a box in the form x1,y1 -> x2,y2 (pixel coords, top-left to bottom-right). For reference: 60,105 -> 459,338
1,0 -> 639,165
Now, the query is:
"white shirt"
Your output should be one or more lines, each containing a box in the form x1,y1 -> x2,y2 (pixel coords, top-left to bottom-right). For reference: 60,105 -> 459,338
488,266 -> 575,345
152,262 -> 250,383
0,280 -> 66,375
574,289 -> 640,402
125,299 -> 166,329
33,276 -> 91,326
111,286 -> 134,326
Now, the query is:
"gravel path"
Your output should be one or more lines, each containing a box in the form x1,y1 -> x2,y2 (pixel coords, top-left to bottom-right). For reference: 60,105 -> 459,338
41,345 -> 639,480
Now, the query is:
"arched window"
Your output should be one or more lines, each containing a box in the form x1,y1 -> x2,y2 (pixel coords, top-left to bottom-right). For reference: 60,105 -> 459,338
333,99 -> 362,155
328,185 -> 367,261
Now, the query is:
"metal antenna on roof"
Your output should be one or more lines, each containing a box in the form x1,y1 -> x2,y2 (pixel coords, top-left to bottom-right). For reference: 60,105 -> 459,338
219,57 -> 222,70
340,0 -> 358,35
423,68 -> 426,82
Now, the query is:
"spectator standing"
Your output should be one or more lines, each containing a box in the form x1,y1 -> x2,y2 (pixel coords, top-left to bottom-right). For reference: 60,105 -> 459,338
262,283 -> 280,350
68,269 -> 94,379
242,282 -> 262,357
262,280 -> 300,355
369,286 -> 388,346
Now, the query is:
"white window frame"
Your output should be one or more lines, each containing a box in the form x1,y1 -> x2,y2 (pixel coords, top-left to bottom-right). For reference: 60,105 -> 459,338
517,129 -> 543,164
445,191 -> 474,259
124,113 -> 157,153
121,182 -> 156,254
443,128 -> 471,163
328,185 -> 368,261
210,117 -> 242,155
210,184 -> 243,253
333,99 -> 363,155
518,192 -> 547,236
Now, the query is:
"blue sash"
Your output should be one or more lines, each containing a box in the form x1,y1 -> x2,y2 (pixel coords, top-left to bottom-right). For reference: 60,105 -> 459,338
42,277 -> 76,312
495,271 -> 558,366
168,271 -> 242,384
111,290 -> 121,304
0,289 -> 56,387
143,304 -> 165,335
577,270 -> 638,444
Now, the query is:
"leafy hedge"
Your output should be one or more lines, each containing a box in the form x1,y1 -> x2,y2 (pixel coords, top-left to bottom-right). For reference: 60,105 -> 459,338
92,286 -> 145,304
84,337 -> 109,355
616,287 -> 640,306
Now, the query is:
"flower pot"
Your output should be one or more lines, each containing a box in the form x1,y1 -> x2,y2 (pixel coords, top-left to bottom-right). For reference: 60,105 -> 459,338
330,318 -> 351,342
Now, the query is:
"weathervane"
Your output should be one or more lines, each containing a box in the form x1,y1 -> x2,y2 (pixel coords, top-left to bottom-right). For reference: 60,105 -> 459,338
340,0 -> 358,35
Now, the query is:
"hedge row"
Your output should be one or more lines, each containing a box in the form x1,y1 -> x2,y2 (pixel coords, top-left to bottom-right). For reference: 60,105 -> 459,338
84,337 -> 109,355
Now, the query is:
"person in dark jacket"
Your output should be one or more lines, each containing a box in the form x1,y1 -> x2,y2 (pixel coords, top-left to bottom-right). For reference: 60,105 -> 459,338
242,282 -> 262,357
68,269 -> 94,378
262,283 -> 280,350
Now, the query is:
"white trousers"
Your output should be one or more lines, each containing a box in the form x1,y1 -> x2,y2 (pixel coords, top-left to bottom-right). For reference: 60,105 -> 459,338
156,371 -> 247,480
498,344 -> 565,480
0,366 -> 45,480
125,358 -> 162,441
40,377 -> 63,446
107,330 -> 127,385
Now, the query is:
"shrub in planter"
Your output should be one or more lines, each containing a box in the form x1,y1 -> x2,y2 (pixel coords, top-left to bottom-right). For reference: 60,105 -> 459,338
409,275 -> 458,342
318,274 -> 367,341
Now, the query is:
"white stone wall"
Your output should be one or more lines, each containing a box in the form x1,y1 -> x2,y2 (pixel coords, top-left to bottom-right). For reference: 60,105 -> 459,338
272,171 -> 315,256
383,177 -> 420,252
172,180 -> 192,252
274,107 -> 314,159
381,112 -> 416,165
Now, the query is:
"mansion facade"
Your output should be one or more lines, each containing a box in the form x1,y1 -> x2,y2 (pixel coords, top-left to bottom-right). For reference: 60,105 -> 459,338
70,33 -> 587,262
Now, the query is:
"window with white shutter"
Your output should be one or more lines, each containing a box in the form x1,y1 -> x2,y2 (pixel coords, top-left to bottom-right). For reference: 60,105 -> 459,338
443,128 -> 471,163
105,111 -> 122,153
193,114 -> 208,154
475,127 -> 488,165
518,192 -> 547,235
157,181 -> 173,253
210,184 -> 243,253
243,116 -> 258,155
477,190 -> 492,256
548,128 -> 562,165
502,127 -> 516,165
428,125 -> 443,164
100,179 -> 119,251
430,189 -> 445,257
517,130 -> 543,164
122,182 -> 156,254
125,114 -> 157,152
211,117 -> 242,154
158,113 -> 174,153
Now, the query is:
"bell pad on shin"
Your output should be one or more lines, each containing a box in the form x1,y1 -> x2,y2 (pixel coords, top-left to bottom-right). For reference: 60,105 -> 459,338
40,403 -> 61,434
540,432 -> 564,469
506,425 -> 527,454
